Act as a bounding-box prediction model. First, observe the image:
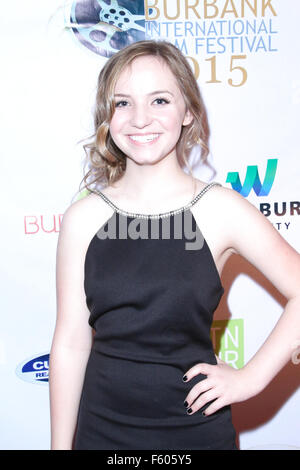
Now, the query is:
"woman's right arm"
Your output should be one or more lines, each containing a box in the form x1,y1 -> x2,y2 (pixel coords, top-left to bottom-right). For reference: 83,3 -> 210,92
49,201 -> 94,450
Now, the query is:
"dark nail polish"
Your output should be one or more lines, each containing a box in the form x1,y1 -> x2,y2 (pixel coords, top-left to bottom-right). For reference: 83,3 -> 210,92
183,400 -> 188,407
187,407 -> 193,414
182,375 -> 188,382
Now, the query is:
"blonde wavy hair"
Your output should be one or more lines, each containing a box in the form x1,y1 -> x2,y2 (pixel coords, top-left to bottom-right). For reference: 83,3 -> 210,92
78,39 -> 211,195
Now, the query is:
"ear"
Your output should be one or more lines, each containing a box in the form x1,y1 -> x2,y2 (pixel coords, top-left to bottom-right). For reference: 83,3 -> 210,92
182,108 -> 193,127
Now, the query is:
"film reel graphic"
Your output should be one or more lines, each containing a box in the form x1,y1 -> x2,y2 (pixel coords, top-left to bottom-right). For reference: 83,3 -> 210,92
66,0 -> 147,57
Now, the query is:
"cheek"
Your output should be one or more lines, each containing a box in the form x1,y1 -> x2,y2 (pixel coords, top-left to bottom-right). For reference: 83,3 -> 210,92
154,105 -> 187,126
109,113 -> 125,138
159,112 -> 185,133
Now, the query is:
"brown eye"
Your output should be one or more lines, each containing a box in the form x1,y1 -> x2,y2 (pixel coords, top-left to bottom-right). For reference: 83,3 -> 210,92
115,100 -> 128,107
154,98 -> 170,105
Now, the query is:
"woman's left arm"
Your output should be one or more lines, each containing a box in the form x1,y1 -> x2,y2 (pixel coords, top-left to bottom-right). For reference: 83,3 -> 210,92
183,187 -> 300,416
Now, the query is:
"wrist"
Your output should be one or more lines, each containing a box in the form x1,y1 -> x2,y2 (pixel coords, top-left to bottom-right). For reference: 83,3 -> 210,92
238,364 -> 267,399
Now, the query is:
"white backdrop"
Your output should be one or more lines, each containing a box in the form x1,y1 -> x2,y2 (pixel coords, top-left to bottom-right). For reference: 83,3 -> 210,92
1,0 -> 299,450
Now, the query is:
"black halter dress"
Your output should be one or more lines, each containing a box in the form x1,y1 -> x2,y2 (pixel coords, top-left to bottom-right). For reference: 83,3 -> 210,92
73,181 -> 237,450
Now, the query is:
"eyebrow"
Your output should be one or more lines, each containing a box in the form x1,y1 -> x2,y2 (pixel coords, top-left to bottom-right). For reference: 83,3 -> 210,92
114,90 -> 174,97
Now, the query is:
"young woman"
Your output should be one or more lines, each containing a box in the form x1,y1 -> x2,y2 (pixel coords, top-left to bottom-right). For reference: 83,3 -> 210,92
49,40 -> 300,450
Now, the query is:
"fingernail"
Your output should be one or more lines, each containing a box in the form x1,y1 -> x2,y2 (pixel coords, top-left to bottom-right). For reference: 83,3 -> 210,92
187,407 -> 193,414
202,411 -> 206,416
183,400 -> 188,407
182,375 -> 188,382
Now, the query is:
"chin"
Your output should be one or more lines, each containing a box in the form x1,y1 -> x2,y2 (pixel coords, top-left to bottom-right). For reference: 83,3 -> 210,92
127,154 -> 166,166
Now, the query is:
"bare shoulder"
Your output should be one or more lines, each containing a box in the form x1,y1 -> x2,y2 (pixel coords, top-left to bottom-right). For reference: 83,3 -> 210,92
205,184 -> 300,299
193,180 -> 239,218
59,192 -> 114,250
198,182 -> 276,248
199,181 -> 241,206
196,181 -> 259,224
191,181 -> 239,258
54,192 -> 113,347
208,184 -> 275,244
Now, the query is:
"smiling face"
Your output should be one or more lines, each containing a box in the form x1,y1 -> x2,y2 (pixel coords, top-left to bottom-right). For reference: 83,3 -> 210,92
108,55 -> 193,165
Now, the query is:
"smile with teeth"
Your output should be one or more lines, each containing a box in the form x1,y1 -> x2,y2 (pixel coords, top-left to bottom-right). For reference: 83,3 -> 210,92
128,133 -> 160,143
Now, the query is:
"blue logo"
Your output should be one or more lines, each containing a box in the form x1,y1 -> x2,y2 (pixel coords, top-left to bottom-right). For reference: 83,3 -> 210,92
226,158 -> 278,197
67,0 -> 147,57
16,353 -> 49,385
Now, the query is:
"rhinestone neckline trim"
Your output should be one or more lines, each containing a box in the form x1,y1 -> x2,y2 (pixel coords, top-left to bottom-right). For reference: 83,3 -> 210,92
92,182 -> 221,220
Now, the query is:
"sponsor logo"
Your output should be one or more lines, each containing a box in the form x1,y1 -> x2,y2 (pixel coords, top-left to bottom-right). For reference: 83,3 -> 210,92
16,353 -> 49,385
211,319 -> 244,369
24,214 -> 63,234
225,158 -> 299,231
226,158 -> 278,197
145,0 -> 278,86
66,0 -> 146,57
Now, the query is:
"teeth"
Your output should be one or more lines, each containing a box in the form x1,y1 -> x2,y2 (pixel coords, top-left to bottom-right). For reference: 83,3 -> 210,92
129,134 -> 159,143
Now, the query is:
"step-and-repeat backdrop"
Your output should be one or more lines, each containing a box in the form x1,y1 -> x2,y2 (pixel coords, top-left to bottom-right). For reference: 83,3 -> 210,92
1,0 -> 299,450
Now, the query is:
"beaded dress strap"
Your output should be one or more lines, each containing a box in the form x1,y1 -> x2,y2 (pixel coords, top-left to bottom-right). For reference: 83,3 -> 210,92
92,181 -> 222,220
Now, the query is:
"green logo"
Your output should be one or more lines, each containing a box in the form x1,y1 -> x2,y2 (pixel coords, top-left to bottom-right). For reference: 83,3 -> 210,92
211,319 -> 244,369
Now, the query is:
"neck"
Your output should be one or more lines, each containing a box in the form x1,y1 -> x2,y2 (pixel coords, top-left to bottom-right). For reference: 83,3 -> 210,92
112,154 -> 195,203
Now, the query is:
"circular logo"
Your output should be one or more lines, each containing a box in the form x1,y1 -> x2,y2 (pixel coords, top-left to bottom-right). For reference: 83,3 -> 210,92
16,353 -> 49,385
69,0 -> 146,57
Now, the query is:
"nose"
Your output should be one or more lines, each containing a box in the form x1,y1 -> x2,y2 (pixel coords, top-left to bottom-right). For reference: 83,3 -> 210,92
129,104 -> 153,129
